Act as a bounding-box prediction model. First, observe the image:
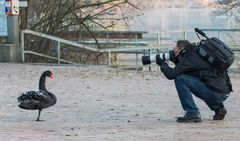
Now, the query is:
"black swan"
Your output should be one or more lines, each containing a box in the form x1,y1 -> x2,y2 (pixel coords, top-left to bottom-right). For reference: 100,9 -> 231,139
17,70 -> 57,121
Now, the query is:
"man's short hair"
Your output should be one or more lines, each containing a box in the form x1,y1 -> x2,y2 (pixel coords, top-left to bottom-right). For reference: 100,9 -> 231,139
176,40 -> 190,49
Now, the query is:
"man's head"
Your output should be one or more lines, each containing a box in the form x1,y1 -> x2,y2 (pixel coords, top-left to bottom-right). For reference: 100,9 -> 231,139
173,40 -> 190,57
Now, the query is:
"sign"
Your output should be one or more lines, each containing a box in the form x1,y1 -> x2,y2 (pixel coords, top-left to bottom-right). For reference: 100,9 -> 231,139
0,0 -> 7,36
5,0 -> 19,16
19,1 -> 27,7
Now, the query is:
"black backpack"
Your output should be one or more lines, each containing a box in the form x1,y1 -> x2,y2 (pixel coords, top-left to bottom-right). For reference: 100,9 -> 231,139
195,28 -> 234,72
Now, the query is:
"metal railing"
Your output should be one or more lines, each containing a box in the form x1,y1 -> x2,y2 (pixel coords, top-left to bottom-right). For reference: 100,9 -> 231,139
21,29 -> 98,64
21,29 -> 164,66
21,29 -> 240,67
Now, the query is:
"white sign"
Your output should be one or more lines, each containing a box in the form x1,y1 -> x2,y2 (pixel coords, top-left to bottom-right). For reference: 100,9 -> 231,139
12,0 -> 19,15
0,0 -> 7,36
19,1 -> 27,7
5,0 -> 19,15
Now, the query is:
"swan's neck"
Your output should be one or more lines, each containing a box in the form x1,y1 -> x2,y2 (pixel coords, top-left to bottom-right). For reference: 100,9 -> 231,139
39,74 -> 56,103
39,75 -> 47,91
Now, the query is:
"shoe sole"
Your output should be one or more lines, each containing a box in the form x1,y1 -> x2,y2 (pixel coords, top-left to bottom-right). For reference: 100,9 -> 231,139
177,119 -> 202,123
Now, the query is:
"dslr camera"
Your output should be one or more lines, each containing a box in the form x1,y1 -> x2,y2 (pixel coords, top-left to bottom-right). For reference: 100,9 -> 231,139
142,50 -> 176,65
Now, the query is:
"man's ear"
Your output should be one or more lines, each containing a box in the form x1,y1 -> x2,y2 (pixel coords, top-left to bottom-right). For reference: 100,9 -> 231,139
178,48 -> 186,56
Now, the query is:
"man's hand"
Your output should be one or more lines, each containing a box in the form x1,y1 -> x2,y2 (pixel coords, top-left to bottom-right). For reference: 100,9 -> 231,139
169,50 -> 179,64
156,54 -> 165,66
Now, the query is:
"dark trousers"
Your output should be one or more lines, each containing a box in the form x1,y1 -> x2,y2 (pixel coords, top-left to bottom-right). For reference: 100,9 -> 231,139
174,74 -> 229,113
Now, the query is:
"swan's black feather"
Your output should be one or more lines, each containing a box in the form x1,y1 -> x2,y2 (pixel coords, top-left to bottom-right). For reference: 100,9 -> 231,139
18,91 -> 45,102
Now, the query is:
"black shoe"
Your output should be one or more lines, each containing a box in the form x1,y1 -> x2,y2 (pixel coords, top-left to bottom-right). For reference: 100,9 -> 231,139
177,112 -> 202,123
213,103 -> 227,120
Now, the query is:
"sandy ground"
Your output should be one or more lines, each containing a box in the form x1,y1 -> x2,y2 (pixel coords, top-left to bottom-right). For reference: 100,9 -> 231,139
0,63 -> 240,141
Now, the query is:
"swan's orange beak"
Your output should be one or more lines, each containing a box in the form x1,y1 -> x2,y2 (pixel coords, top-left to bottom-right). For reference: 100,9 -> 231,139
50,74 -> 54,80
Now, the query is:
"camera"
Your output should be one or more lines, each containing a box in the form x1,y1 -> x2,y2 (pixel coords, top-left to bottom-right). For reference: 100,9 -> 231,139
142,50 -> 175,65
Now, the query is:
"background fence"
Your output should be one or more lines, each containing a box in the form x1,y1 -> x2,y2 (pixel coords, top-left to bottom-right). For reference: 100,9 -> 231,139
21,29 -> 240,71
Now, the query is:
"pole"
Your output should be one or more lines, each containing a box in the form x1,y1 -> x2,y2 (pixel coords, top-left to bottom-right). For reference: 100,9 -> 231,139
21,31 -> 25,62
7,15 -> 19,44
108,51 -> 111,66
57,41 -> 60,64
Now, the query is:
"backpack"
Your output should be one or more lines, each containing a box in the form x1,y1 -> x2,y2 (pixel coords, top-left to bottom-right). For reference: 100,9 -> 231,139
195,28 -> 234,72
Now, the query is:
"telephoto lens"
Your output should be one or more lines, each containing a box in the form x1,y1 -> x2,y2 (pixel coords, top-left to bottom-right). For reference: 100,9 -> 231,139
142,55 -> 156,65
142,51 -> 173,65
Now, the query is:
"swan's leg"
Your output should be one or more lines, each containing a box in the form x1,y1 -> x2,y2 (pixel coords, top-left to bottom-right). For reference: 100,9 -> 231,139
36,109 -> 42,121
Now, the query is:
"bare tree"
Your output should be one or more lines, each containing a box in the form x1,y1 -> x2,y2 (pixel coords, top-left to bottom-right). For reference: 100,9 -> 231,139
22,0 -> 152,64
213,0 -> 240,27
26,0 -> 149,36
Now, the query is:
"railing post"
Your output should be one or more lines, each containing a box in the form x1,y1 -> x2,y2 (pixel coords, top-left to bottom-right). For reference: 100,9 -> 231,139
157,32 -> 160,45
108,51 -> 111,66
21,31 -> 25,63
57,41 -> 61,64
135,33 -> 140,70
149,49 -> 152,71
135,33 -> 138,46
183,31 -> 187,39
136,51 -> 138,71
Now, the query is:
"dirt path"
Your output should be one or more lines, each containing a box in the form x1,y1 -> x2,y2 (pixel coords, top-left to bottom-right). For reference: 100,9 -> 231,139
0,63 -> 239,141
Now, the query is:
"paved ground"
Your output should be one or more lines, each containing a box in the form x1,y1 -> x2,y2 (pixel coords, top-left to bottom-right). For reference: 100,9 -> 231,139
0,63 -> 240,141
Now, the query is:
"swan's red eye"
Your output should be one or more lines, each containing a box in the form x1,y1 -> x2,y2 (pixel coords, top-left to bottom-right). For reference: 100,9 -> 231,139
50,74 -> 54,80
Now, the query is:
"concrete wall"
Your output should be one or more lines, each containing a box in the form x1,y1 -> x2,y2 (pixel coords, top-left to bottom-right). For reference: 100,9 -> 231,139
0,44 -> 21,62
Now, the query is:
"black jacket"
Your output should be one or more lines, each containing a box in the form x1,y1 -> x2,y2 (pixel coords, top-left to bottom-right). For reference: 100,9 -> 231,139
160,44 -> 232,94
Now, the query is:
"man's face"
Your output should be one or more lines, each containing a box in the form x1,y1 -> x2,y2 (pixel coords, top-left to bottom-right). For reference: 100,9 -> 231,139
173,42 -> 181,57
